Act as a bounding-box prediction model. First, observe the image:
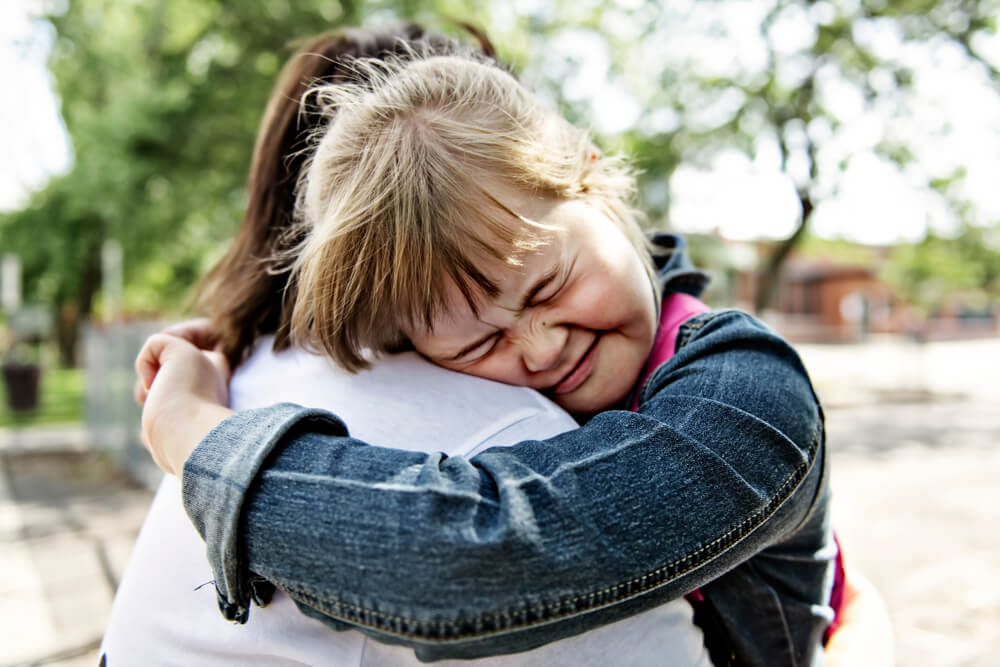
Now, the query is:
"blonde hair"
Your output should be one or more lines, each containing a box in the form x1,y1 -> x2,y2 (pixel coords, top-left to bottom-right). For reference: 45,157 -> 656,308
288,49 -> 655,371
193,24 -> 492,368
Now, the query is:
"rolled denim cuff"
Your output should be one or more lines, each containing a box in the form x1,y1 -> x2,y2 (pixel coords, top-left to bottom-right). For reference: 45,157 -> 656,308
181,402 -> 348,624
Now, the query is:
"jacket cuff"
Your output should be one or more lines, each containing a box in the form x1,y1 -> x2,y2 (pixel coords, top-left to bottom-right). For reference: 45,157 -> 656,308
181,402 -> 348,623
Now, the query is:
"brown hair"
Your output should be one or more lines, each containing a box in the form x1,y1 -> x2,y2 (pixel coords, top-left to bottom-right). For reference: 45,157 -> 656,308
287,53 -> 654,372
195,23 -> 495,368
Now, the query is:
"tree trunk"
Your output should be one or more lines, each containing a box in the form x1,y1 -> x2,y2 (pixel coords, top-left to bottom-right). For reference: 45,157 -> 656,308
56,303 -> 81,368
754,193 -> 814,313
55,238 -> 103,367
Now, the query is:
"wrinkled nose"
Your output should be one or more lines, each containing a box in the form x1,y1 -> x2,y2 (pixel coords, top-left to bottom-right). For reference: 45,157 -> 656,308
519,321 -> 567,373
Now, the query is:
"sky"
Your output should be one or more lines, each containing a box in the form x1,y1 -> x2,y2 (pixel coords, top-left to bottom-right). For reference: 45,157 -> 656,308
0,0 -> 71,215
3,0 -> 999,246
526,0 -> 1000,245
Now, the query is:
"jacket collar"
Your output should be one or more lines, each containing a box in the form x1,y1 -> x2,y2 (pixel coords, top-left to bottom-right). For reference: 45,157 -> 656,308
649,232 -> 710,298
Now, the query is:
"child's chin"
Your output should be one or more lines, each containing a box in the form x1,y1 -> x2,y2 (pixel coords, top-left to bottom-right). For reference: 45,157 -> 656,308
554,385 -> 627,417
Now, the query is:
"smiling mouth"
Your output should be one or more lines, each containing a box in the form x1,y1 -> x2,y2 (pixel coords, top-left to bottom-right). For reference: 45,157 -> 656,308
552,334 -> 601,395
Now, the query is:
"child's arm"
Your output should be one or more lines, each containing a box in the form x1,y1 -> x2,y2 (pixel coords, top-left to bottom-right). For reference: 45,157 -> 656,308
158,309 -> 828,661
135,333 -> 234,476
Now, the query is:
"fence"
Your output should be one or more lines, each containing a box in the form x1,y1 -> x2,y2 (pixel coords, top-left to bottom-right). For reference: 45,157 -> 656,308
83,321 -> 166,489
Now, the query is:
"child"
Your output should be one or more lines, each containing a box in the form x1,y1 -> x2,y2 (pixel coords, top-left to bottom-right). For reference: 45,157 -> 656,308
139,49 -> 837,666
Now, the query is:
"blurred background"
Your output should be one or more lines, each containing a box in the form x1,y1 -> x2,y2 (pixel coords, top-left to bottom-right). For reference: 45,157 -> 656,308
1,0 -> 997,665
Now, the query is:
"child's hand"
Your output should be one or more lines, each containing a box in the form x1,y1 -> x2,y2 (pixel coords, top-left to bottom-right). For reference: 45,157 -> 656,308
135,333 -> 234,476
132,318 -> 221,406
161,317 -> 221,351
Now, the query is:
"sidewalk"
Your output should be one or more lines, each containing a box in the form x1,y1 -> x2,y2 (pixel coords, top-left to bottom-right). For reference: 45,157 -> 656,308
796,335 -> 1000,407
0,433 -> 153,667
0,424 -> 91,453
826,399 -> 1000,666
0,454 -> 65,666
797,336 -> 1000,665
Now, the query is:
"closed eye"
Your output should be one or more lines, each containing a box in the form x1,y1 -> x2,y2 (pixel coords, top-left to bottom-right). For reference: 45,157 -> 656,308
529,257 -> 575,308
529,279 -> 562,307
450,332 -> 501,363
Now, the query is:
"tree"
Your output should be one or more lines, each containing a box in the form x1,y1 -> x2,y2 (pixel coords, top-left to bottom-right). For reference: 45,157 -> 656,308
494,0 -> 999,310
1,0 -> 363,364
885,223 -> 1000,313
4,0 -> 999,366
650,0 -> 998,310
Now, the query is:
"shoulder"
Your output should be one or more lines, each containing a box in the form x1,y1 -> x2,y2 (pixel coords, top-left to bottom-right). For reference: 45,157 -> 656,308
673,308 -> 781,348
231,339 -> 577,454
641,309 -> 823,453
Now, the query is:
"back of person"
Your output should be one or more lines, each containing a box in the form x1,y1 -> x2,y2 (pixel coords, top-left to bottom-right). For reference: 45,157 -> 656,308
277,48 -> 837,666
102,340 -> 714,666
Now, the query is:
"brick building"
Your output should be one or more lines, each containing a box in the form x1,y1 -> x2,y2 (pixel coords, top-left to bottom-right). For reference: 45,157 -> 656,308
687,234 -> 997,343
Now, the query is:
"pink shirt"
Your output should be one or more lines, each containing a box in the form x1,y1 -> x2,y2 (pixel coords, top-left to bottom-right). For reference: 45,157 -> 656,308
630,292 -> 711,412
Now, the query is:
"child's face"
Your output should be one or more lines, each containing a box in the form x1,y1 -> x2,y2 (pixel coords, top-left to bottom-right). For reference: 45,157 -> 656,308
407,193 -> 658,414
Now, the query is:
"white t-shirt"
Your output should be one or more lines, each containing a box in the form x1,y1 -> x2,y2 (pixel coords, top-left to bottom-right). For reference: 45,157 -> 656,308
101,341 -> 712,666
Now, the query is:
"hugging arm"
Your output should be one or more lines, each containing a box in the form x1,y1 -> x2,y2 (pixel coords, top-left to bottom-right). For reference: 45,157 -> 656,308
181,311 -> 827,660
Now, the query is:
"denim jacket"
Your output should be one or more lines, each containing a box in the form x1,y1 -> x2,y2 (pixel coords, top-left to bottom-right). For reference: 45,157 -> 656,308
182,235 -> 834,665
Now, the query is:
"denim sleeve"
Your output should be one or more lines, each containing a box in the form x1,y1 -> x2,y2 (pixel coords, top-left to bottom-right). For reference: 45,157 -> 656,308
182,310 -> 827,661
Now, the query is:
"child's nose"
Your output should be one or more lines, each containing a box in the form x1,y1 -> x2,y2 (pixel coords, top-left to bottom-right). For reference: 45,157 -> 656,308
520,322 -> 567,373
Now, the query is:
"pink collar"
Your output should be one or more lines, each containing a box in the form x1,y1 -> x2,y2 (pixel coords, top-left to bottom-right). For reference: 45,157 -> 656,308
630,292 -> 710,411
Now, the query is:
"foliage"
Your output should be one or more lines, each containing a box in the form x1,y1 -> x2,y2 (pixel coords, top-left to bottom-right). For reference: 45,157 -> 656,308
1,0 -> 999,365
605,0 -> 1000,309
884,224 -> 1000,313
1,0 -> 369,362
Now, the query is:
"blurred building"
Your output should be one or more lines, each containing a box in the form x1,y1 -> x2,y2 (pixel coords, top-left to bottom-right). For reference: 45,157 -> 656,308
767,257 -> 897,343
686,233 -> 999,343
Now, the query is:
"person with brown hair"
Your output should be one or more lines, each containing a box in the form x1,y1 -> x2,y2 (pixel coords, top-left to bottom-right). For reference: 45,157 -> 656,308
106,24 -> 715,666
195,23 -> 487,371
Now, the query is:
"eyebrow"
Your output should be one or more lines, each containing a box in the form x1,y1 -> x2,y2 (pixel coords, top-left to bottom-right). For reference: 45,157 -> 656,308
519,265 -> 561,311
443,264 -> 563,362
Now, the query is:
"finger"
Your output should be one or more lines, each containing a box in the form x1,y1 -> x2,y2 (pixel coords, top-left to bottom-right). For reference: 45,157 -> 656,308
133,378 -> 148,406
162,318 -> 219,351
135,336 -> 163,393
134,333 -> 190,391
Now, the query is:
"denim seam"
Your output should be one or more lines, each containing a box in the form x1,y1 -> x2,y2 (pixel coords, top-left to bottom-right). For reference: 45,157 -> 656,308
745,559 -> 798,667
789,422 -> 827,536
281,434 -> 819,643
674,310 -> 718,349
639,309 -> 720,407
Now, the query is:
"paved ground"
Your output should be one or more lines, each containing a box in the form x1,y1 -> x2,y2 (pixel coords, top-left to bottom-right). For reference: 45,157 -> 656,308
0,451 -> 152,667
797,336 -> 1000,408
0,337 -> 997,666
825,399 -> 999,667
797,337 -> 1000,665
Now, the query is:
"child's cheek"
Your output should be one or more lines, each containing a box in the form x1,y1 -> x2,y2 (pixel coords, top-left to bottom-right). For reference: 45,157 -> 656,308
565,277 -> 623,328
